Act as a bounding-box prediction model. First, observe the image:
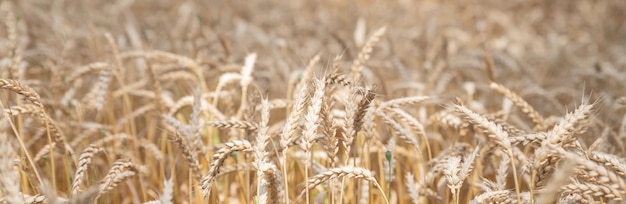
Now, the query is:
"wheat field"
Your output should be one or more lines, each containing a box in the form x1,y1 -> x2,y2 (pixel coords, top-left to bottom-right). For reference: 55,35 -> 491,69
1,0 -> 626,203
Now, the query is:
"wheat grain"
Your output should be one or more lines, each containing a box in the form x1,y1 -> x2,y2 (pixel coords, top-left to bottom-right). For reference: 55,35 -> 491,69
490,82 -> 545,131
560,183 -> 623,200
158,70 -> 200,83
258,164 -> 284,204
428,110 -> 469,136
140,139 -> 164,161
65,62 -> 110,83
160,177 -> 173,204
23,194 -> 47,204
587,151 -> 626,176
444,146 -> 479,199
281,83 -> 309,148
82,69 -> 112,111
299,54 -> 321,87
552,146 -> 626,192
5,104 -> 40,116
0,78 -> 42,105
406,173 -> 420,204
455,104 -> 512,149
384,107 -> 427,148
147,62 -> 165,113
201,140 -> 254,197
98,159 -> 146,197
167,92 -> 228,115
351,27 -> 386,80
536,161 -> 576,203
204,120 -> 259,131
509,132 -> 548,145
343,86 -> 375,161
33,142 -> 75,162
377,112 -> 422,155
496,155 -> 510,191
188,87 -> 205,154
254,99 -> 272,174
235,53 -> 258,119
300,79 -> 325,152
378,96 -> 429,110
559,193 -> 589,204
326,73 -> 353,87
319,89 -> 339,166
278,82 -> 309,203
469,190 -> 514,204
71,145 -> 104,196
483,113 -> 526,135
170,132 -> 203,183
547,103 -> 593,146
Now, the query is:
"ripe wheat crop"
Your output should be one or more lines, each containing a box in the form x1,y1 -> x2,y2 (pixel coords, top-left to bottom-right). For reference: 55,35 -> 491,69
1,0 -> 626,203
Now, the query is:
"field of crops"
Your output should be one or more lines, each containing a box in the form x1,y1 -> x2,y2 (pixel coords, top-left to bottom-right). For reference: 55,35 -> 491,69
1,0 -> 626,203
